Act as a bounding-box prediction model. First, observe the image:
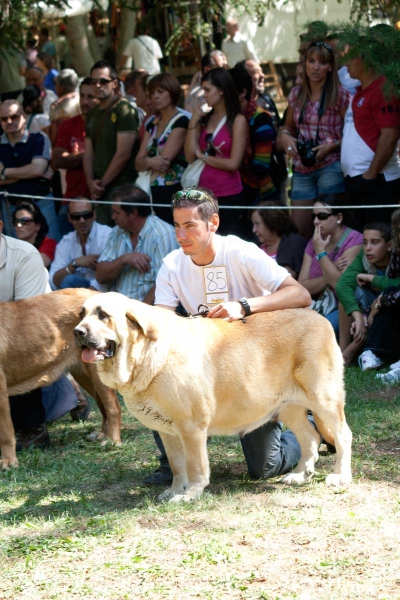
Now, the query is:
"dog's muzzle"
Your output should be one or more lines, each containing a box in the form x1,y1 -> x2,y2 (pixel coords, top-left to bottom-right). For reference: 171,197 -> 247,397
74,326 -> 116,362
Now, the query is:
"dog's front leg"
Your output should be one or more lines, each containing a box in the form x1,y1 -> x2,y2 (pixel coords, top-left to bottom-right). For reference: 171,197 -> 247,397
157,432 -> 189,502
158,428 -> 209,503
0,371 -> 18,469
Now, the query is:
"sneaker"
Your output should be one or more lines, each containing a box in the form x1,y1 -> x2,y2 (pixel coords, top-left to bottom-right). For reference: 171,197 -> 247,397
376,368 -> 400,385
143,467 -> 173,485
389,359 -> 400,370
70,390 -> 91,422
358,350 -> 383,371
16,424 -> 50,452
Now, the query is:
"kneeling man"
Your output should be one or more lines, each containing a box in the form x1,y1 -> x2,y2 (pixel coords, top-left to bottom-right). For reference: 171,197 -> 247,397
145,186 -> 312,484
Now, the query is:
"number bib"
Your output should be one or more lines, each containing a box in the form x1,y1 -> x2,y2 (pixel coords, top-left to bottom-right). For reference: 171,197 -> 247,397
203,265 -> 229,304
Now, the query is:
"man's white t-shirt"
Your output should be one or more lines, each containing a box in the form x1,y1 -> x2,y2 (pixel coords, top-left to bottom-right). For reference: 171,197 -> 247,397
155,234 -> 289,314
123,36 -> 163,74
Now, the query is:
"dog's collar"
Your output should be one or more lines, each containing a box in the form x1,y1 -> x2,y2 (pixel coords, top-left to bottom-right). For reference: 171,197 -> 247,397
187,304 -> 210,318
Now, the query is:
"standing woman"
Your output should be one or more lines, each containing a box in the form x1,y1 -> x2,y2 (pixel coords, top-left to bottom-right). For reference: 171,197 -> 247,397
135,72 -> 189,223
184,67 -> 248,237
277,42 -> 351,238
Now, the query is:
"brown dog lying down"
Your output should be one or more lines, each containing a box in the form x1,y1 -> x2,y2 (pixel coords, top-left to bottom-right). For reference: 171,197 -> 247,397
0,289 -> 121,469
76,292 -> 352,503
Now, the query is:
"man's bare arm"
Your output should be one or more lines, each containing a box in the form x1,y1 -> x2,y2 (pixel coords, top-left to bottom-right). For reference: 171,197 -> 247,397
364,127 -> 400,179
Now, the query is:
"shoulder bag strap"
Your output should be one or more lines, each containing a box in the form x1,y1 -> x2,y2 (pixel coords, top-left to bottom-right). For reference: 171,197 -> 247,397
137,36 -> 156,58
332,227 -> 352,260
211,115 -> 227,141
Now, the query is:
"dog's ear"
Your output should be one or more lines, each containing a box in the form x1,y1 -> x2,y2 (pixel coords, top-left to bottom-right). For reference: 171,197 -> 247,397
125,306 -> 159,341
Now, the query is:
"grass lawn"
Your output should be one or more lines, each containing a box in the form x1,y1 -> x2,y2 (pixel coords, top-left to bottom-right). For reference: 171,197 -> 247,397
0,368 -> 399,600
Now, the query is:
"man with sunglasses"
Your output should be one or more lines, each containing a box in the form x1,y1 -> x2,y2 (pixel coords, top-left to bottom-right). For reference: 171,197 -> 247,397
144,186 -> 312,485
0,99 -> 58,239
84,60 -> 140,226
49,199 -> 111,290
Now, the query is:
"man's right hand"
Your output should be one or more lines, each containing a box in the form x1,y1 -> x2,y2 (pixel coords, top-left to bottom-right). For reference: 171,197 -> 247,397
75,254 -> 100,270
123,252 -> 151,273
88,179 -> 105,199
350,311 -> 367,344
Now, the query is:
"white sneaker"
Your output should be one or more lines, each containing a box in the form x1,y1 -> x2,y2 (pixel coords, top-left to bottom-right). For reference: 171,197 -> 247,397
376,368 -> 400,385
389,359 -> 400,370
358,350 -> 383,371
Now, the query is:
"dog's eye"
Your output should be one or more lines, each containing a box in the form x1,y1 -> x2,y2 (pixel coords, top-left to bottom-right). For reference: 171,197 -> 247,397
98,311 -> 109,321
79,310 -> 84,319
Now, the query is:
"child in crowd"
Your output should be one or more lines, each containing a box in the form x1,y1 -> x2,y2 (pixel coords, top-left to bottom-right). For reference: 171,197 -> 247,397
336,218 -> 400,369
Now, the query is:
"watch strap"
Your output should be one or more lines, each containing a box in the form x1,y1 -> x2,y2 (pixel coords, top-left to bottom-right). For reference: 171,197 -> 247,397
238,297 -> 251,317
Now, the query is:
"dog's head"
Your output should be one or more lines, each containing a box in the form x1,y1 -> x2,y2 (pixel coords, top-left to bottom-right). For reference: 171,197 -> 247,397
74,292 -> 159,367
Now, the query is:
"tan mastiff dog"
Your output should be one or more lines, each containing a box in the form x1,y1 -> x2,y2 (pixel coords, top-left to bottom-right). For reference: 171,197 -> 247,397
76,292 -> 352,503
0,289 -> 121,469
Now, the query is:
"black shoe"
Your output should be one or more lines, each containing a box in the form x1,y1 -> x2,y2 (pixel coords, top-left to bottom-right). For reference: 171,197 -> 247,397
70,391 -> 91,422
143,467 -> 173,485
16,424 -> 50,452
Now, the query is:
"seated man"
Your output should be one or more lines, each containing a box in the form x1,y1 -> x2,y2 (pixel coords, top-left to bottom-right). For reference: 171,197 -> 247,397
0,100 -> 57,240
0,216 -> 81,450
144,186 -> 312,484
49,199 -> 112,290
95,184 -> 179,303
336,221 -> 400,368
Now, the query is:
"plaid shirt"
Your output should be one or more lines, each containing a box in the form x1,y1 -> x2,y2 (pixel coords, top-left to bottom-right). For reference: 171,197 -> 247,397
288,85 -> 351,174
98,215 -> 178,301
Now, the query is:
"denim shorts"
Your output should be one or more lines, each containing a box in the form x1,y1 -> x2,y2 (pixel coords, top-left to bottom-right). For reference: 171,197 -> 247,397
291,160 -> 345,201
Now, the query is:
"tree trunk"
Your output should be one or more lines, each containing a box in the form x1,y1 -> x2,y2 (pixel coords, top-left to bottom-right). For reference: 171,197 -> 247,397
87,23 -> 103,63
64,14 -> 95,77
116,3 -> 137,69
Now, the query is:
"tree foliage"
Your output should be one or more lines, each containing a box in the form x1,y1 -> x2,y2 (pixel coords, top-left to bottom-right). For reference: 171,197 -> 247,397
0,0 -> 69,48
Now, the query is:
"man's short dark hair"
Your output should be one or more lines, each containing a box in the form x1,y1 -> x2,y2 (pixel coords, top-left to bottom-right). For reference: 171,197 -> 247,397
90,60 -> 118,81
80,77 -> 93,89
111,184 -> 152,217
172,187 -> 219,222
228,65 -> 252,102
125,69 -> 149,90
363,222 -> 392,242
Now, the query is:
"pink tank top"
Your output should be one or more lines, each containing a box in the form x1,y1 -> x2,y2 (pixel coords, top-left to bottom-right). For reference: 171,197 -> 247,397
198,123 -> 242,197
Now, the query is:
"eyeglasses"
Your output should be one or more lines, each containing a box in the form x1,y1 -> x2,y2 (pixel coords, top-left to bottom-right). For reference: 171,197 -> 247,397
0,114 -> 21,123
89,78 -> 116,86
13,217 -> 35,226
172,189 -> 214,205
313,212 -> 334,221
69,211 -> 94,221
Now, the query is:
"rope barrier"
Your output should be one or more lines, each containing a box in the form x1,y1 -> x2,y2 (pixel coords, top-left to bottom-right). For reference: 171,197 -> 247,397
0,191 -> 399,211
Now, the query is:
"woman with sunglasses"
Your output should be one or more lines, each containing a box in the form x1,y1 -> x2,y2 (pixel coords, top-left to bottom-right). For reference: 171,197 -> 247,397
13,201 -> 56,268
277,42 -> 351,238
184,67 -> 248,238
298,194 -> 363,335
135,73 -> 189,223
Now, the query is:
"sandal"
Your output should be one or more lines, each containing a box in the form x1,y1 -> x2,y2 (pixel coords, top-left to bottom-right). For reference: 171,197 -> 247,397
375,368 -> 400,385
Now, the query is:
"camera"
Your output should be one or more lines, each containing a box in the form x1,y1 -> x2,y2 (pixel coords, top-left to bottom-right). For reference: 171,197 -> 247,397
297,139 -> 318,167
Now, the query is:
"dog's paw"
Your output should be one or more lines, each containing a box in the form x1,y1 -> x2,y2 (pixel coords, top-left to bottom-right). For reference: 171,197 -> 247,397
326,472 -> 352,486
168,494 -> 194,503
280,471 -> 314,485
1,457 -> 19,470
158,488 -> 175,502
87,431 -> 106,442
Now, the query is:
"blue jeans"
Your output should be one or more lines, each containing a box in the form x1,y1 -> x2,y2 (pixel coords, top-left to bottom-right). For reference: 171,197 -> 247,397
325,309 -> 339,338
152,421 -> 301,479
291,161 -> 345,201
42,376 -> 78,423
58,274 -> 91,289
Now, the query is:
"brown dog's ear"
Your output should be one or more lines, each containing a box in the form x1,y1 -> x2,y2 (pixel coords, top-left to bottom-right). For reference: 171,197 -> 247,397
125,306 -> 159,341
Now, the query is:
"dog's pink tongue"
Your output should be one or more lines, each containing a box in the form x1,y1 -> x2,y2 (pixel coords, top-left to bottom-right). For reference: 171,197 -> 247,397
81,348 -> 97,363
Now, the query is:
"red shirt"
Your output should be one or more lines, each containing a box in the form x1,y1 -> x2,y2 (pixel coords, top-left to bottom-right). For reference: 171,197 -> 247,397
39,237 -> 57,262
55,114 -> 90,199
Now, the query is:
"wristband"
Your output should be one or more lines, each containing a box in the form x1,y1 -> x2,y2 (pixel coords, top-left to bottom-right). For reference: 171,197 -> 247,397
279,129 -> 293,137
65,265 -> 72,275
316,251 -> 328,261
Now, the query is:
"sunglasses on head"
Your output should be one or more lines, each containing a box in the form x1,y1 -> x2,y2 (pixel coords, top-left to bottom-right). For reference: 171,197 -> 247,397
89,77 -> 116,86
313,212 -> 335,221
309,41 -> 334,55
69,210 -> 94,221
172,189 -> 214,205
0,114 -> 21,123
13,217 -> 35,226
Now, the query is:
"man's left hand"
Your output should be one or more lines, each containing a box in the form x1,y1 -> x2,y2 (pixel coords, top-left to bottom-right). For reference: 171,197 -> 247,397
357,273 -> 374,287
207,302 -> 245,322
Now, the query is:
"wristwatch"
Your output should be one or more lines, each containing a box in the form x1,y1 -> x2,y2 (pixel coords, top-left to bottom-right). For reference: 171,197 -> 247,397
238,297 -> 252,317
71,259 -> 78,270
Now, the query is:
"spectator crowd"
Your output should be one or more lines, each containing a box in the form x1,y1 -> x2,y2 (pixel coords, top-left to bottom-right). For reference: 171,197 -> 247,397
1,20 -> 400,466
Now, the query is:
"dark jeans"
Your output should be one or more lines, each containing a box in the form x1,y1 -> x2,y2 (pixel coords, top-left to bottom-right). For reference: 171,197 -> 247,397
152,421 -> 301,480
10,389 -> 45,431
151,183 -> 181,225
217,192 -> 251,240
365,303 -> 400,363
343,174 -> 399,231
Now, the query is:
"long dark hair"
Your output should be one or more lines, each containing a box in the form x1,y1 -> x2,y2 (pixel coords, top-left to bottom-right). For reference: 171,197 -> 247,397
252,201 -> 298,237
200,68 -> 241,132
13,200 -> 49,249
